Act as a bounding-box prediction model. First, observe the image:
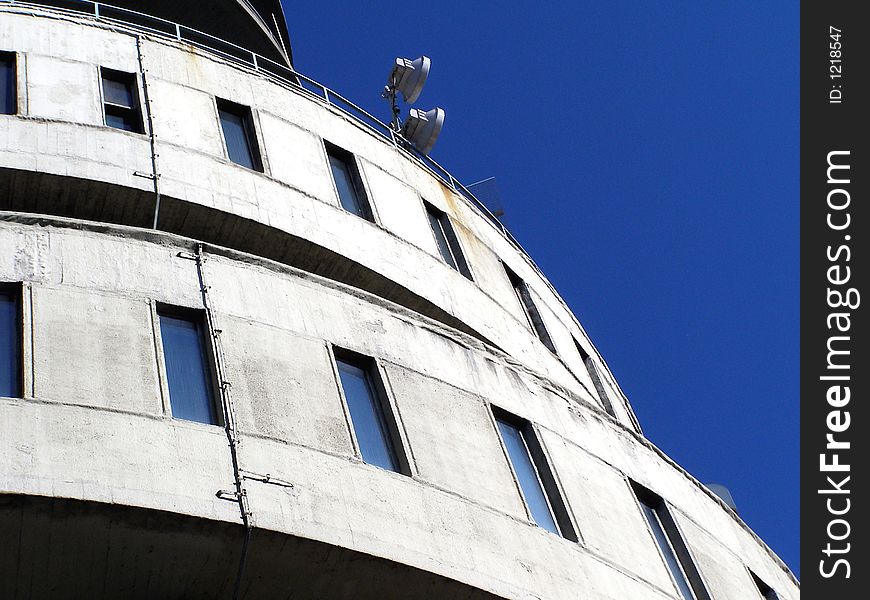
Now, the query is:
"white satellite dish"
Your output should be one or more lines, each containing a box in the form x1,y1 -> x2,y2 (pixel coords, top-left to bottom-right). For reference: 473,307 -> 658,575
402,107 -> 445,156
390,56 -> 431,103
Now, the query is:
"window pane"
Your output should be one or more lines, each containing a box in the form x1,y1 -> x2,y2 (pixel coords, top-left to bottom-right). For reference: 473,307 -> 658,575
504,266 -> 535,330
0,291 -> 21,398
427,210 -> 458,269
102,75 -> 135,108
337,360 -> 398,472
100,69 -> 141,133
751,572 -> 779,600
105,108 -> 139,132
219,106 -> 256,169
641,501 -> 696,600
159,313 -> 217,425
425,202 -> 472,279
496,419 -> 559,534
329,154 -> 365,217
513,286 -> 534,330
575,340 -> 617,417
506,269 -> 557,354
1,53 -> 15,115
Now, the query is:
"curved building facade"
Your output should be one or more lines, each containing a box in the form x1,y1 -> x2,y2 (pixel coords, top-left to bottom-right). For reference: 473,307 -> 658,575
0,2 -> 798,599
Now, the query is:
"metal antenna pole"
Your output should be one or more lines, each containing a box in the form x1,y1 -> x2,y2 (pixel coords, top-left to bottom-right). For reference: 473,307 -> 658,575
382,68 -> 402,132
389,89 -> 402,131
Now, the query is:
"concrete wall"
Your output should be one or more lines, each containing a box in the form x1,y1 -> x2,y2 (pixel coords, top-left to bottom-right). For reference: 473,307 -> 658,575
0,6 -> 797,600
0,6 -> 632,427
0,220 -> 797,599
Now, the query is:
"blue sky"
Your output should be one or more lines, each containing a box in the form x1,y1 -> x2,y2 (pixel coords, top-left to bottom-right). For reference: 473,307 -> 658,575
282,1 -> 800,576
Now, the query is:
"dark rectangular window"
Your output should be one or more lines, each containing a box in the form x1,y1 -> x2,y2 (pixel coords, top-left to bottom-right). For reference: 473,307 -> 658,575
504,264 -> 557,354
573,338 -> 616,417
750,571 -> 779,600
494,408 -> 577,541
0,286 -> 21,398
217,98 -> 263,171
334,349 -> 405,473
632,482 -> 710,600
424,201 -> 472,280
1,51 -> 16,115
100,68 -> 143,133
158,307 -> 219,425
326,142 -> 373,221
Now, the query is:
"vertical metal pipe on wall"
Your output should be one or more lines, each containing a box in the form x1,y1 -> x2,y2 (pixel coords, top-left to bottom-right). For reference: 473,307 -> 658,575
184,243 -> 253,599
135,36 -> 162,229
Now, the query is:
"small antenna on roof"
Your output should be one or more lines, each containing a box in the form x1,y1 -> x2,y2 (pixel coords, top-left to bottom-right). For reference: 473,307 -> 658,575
467,177 -> 506,220
706,483 -> 738,513
382,56 -> 446,156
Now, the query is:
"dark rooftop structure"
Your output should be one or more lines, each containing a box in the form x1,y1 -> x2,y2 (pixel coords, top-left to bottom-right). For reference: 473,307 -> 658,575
33,0 -> 292,66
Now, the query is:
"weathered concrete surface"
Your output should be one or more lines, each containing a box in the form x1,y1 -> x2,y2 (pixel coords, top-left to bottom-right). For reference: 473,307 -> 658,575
1,8 -> 630,418
1,6 -> 797,600
221,317 -> 354,454
542,430 -> 678,592
257,111 -> 336,203
383,365 -> 528,518
32,287 -> 162,414
0,221 -> 798,599
0,399 -> 238,522
26,55 -> 102,125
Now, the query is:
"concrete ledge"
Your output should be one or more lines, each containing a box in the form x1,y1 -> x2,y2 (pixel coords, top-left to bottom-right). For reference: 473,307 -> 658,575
0,167 -> 499,349
0,494 -> 505,600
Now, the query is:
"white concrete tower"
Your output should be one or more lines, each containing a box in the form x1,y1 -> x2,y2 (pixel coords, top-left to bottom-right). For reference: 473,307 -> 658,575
0,2 -> 798,599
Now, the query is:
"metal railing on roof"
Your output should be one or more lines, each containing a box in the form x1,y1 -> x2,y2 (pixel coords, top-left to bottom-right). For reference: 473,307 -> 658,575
2,0 -> 520,247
